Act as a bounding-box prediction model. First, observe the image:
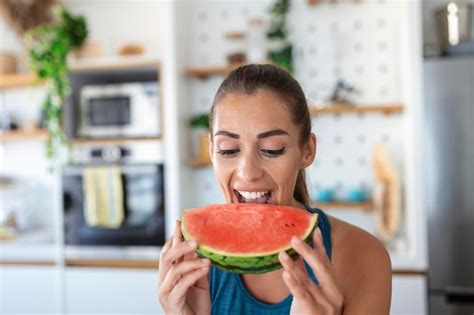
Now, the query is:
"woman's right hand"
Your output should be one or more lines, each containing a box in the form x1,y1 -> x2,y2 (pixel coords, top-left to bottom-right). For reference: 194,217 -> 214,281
157,220 -> 211,315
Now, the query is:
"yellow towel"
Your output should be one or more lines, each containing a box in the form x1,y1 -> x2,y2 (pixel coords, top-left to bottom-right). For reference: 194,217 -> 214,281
83,165 -> 124,228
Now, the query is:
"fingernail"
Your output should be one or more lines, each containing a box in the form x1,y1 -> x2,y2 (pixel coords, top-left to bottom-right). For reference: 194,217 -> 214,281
280,251 -> 290,260
202,258 -> 211,264
201,266 -> 209,271
292,236 -> 302,245
189,240 -> 197,247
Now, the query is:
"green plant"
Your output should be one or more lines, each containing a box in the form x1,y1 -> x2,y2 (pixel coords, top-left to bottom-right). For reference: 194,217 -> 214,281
189,114 -> 210,129
24,5 -> 87,169
267,0 -> 293,74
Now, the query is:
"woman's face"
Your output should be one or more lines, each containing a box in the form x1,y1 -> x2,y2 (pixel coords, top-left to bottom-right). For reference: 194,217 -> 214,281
210,89 -> 316,209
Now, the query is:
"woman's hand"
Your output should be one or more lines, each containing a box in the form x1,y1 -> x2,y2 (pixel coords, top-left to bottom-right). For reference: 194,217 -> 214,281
157,220 -> 211,315
279,227 -> 344,315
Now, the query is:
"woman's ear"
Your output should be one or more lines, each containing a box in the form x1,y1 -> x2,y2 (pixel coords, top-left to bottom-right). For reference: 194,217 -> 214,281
301,133 -> 317,168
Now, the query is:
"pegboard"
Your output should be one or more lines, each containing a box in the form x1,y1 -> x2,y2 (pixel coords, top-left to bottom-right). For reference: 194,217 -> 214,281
183,0 -> 406,219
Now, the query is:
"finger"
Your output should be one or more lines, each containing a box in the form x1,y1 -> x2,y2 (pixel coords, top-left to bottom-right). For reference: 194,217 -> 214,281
160,240 -> 198,275
172,220 -> 184,247
161,258 -> 211,293
312,228 -> 344,308
279,252 -> 320,299
158,238 -> 173,285
292,230 -> 342,306
312,227 -> 331,265
172,220 -> 185,264
282,270 -> 317,309
171,266 -> 210,298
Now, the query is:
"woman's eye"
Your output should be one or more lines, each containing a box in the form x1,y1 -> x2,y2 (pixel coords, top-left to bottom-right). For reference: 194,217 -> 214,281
261,147 -> 285,157
217,149 -> 240,157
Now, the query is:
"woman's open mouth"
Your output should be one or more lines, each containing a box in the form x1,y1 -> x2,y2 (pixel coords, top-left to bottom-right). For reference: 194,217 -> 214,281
233,189 -> 273,204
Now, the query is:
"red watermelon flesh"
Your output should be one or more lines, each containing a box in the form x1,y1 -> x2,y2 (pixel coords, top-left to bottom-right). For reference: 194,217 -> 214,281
181,203 -> 318,273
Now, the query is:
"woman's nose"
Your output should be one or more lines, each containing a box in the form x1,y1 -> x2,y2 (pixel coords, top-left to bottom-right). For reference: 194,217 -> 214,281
237,152 -> 264,182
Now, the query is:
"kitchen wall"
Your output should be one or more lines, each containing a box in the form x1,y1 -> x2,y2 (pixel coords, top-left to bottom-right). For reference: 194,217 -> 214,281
63,0 -> 164,59
171,0 -> 426,270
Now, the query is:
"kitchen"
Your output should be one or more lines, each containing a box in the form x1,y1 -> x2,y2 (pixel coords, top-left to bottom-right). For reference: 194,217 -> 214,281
0,0 -> 472,314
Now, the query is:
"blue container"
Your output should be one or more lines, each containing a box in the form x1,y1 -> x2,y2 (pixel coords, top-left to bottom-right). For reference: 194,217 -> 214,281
315,188 -> 335,202
346,188 -> 367,202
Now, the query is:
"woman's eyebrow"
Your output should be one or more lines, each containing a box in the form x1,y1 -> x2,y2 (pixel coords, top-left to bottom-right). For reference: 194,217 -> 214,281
215,130 -> 240,139
257,129 -> 289,139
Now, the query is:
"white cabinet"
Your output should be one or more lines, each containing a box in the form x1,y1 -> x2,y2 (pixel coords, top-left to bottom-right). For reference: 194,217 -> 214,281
65,267 -> 164,314
0,265 -> 60,314
391,274 -> 428,315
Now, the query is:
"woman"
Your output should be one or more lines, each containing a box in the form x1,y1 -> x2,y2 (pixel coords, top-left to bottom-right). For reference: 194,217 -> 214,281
158,64 -> 392,314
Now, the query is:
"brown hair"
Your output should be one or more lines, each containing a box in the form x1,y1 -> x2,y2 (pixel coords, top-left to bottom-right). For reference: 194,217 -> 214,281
210,64 -> 312,205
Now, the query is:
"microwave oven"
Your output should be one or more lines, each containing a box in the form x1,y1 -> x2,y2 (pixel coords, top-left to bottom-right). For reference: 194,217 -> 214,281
77,81 -> 160,138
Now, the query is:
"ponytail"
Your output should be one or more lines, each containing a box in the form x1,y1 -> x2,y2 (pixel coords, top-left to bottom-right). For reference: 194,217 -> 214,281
294,169 -> 310,205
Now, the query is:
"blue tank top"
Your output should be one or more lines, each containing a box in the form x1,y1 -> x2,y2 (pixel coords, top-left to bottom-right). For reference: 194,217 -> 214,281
209,206 -> 332,315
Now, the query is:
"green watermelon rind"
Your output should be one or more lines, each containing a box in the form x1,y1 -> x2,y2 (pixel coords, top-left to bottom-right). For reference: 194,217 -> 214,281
181,212 -> 318,274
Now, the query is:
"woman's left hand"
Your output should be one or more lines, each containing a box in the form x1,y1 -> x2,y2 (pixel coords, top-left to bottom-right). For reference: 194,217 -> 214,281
278,227 -> 344,315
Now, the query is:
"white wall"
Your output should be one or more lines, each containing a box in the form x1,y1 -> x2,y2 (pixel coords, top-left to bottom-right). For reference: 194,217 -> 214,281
172,0 -> 427,271
62,0 -> 164,59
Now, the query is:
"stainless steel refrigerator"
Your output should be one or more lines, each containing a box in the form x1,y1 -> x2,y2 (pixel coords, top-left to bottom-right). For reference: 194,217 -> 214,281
424,56 -> 474,314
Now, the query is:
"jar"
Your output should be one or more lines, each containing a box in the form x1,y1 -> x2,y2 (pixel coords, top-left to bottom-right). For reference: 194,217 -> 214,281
226,31 -> 247,64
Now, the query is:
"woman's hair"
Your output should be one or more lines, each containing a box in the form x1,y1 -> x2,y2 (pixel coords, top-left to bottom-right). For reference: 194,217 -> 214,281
210,64 -> 312,205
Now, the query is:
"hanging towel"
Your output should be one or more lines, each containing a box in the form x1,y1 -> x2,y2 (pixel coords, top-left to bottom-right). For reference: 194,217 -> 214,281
83,165 -> 124,228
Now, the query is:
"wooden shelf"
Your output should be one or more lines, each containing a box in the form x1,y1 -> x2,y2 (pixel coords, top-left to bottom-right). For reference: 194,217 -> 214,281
311,200 -> 374,212
69,56 -> 160,73
71,136 -> 162,146
0,73 -> 42,89
0,260 -> 56,267
0,129 -> 48,141
186,63 -> 247,80
186,61 -> 271,80
65,258 -> 158,270
0,57 -> 160,90
187,157 -> 212,168
309,103 -> 403,115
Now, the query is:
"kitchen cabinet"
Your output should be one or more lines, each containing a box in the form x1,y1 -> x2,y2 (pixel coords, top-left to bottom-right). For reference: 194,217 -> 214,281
0,265 -> 60,314
391,274 -> 428,315
64,267 -> 164,314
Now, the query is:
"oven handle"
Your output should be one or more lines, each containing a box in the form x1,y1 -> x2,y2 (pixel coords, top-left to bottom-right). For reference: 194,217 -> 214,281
62,165 -> 158,176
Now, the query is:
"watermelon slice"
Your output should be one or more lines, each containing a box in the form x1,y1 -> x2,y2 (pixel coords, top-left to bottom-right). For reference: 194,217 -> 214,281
180,203 -> 318,274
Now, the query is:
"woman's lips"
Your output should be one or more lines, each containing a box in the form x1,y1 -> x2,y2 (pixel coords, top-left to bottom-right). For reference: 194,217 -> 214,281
233,189 -> 273,204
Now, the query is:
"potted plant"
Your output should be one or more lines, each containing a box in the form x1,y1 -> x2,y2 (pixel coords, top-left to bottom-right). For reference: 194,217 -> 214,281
24,5 -> 87,170
267,0 -> 293,74
189,113 -> 210,162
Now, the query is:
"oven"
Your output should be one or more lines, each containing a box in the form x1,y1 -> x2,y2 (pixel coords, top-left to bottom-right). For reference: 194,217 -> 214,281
62,142 -> 165,246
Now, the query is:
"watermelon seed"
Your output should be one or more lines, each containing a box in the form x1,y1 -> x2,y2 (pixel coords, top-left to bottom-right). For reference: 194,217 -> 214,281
290,223 -> 296,227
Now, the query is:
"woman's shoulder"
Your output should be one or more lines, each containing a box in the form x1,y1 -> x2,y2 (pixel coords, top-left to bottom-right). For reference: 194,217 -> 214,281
326,214 -> 390,256
326,214 -> 392,311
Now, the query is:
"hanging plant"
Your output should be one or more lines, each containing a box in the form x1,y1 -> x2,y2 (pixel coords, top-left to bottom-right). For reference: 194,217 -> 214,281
267,0 -> 293,74
24,5 -> 87,170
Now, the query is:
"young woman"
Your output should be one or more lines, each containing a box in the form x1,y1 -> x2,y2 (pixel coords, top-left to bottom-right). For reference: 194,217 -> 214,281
158,64 -> 392,314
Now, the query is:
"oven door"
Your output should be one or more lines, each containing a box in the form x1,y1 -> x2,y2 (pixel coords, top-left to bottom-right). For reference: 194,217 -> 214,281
62,164 -> 165,246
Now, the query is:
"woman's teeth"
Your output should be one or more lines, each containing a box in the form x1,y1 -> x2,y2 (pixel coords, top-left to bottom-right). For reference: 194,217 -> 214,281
235,190 -> 272,204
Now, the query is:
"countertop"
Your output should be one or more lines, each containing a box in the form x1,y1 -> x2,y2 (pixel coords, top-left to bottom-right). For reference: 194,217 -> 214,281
0,228 -> 426,274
